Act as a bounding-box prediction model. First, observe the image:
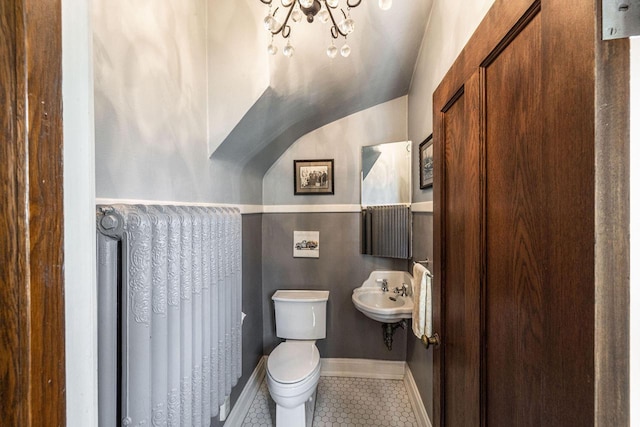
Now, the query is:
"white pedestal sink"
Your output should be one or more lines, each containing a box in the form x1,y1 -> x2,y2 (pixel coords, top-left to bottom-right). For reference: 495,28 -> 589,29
352,270 -> 413,323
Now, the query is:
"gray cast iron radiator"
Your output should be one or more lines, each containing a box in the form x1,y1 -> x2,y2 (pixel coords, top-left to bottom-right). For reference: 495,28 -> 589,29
361,205 -> 412,259
96,204 -> 242,427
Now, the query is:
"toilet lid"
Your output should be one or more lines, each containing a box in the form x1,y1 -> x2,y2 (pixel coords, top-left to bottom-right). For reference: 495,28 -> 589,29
267,341 -> 320,384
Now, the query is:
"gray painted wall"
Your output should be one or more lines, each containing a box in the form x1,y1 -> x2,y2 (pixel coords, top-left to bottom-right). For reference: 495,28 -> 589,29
262,213 -> 409,360
261,98 -> 413,363
407,213 -> 434,419
237,214 -> 265,395
261,96 -> 412,361
212,214 -> 264,427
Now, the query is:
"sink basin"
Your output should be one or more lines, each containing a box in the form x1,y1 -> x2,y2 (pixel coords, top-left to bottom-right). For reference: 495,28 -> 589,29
352,271 -> 413,323
357,291 -> 405,309
352,290 -> 413,323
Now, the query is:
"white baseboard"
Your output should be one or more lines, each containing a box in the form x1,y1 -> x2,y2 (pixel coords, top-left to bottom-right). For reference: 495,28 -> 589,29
320,358 -> 406,380
224,356 -> 267,426
404,366 -> 432,427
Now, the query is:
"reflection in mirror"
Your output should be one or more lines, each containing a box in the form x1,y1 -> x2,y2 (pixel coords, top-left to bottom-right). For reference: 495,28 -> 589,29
360,141 -> 412,259
361,141 -> 411,206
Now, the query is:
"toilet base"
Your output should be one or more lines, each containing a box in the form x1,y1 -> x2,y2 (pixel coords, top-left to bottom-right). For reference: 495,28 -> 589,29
275,389 -> 317,427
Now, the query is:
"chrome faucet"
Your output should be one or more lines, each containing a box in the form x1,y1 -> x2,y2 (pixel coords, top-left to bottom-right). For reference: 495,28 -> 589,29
394,283 -> 408,297
377,278 -> 389,292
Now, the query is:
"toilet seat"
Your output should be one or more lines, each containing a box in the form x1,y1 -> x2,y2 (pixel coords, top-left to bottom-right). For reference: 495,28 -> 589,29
267,341 -> 320,384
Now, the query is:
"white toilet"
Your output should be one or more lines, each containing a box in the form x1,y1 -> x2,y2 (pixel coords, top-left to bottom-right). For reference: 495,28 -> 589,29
267,290 -> 329,427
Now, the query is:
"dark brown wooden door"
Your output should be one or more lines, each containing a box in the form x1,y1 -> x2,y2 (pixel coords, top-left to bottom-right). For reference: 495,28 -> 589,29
433,0 -> 629,426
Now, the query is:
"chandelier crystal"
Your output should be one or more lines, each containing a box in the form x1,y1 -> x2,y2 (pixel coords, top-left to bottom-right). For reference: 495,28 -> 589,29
259,0 -> 392,58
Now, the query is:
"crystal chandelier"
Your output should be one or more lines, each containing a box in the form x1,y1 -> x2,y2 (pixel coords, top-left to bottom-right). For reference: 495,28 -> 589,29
260,0 -> 393,58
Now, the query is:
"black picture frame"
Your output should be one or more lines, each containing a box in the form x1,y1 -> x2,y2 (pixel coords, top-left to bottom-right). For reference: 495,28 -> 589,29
419,135 -> 434,189
294,159 -> 335,195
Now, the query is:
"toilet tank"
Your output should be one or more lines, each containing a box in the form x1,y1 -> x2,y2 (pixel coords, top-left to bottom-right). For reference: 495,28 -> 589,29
272,290 -> 329,340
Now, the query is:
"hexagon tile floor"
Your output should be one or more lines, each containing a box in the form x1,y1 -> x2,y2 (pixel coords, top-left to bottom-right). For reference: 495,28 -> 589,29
241,376 -> 419,427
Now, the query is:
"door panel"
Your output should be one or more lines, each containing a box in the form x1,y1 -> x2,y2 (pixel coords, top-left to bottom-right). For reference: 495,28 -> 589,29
440,74 -> 481,427
484,13 -> 544,426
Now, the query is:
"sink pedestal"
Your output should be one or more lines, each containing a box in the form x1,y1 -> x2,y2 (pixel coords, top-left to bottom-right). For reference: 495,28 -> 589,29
382,320 -> 406,351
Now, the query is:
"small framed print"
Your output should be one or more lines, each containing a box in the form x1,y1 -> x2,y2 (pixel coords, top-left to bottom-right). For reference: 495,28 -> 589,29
294,159 -> 334,195
419,135 -> 434,189
293,231 -> 319,258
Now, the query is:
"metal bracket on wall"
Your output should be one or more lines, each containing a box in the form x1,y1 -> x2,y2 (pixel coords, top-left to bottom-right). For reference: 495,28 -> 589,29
603,0 -> 640,39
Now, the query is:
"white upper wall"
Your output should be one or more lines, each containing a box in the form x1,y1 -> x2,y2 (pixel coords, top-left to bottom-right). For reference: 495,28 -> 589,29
408,0 -> 496,203
263,96 -> 408,206
207,1 -> 269,155
93,0 -> 210,203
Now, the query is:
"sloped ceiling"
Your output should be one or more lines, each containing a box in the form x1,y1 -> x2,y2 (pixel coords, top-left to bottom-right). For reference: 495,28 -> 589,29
209,0 -> 433,178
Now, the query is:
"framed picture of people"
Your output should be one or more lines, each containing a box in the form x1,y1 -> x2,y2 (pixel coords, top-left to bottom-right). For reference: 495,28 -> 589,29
419,135 -> 434,189
294,159 -> 334,195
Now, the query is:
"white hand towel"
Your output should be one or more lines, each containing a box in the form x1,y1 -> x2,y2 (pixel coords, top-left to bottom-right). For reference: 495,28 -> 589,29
412,263 -> 431,339
425,270 -> 433,338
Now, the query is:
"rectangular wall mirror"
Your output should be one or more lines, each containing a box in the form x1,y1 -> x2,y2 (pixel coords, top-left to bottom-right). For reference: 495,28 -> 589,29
361,141 -> 411,206
360,141 -> 412,259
